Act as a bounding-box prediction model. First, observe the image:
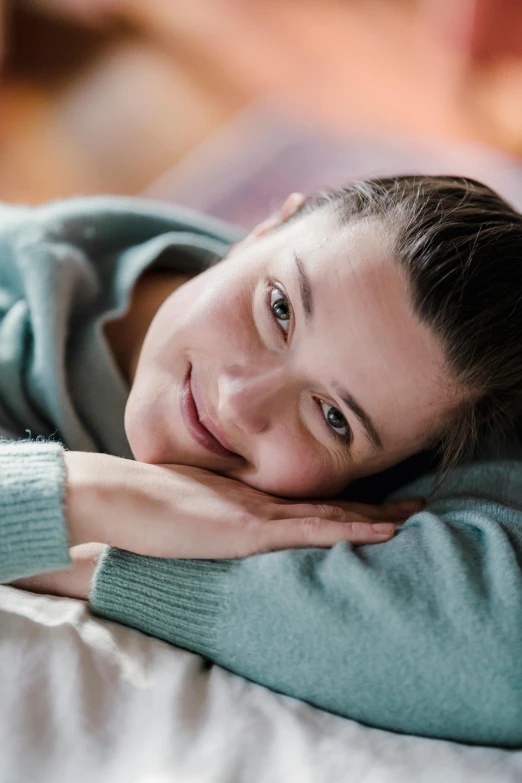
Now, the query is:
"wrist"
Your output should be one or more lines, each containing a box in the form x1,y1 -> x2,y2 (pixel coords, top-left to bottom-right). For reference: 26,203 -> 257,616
63,451 -> 119,547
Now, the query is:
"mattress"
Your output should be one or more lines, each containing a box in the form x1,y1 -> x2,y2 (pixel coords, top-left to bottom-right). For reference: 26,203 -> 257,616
1,585 -> 521,783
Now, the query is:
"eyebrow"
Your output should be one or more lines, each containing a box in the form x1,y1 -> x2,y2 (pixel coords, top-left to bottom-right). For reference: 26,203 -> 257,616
292,252 -> 384,452
333,384 -> 384,451
293,252 -> 314,321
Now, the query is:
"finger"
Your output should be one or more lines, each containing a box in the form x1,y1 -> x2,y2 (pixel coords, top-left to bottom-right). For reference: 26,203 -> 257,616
335,498 -> 424,520
282,500 -> 416,525
256,516 -> 397,553
282,502 -> 354,523
385,498 -> 424,516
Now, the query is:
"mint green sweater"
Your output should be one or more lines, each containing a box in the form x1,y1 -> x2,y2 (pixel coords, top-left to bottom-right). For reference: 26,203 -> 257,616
1,197 -> 522,748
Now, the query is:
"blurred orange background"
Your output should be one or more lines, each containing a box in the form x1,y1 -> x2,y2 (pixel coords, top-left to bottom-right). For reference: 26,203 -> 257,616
1,0 -> 522,207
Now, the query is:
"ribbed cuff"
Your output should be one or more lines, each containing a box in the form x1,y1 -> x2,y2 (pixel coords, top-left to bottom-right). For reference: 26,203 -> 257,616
91,548 -> 237,658
0,439 -> 71,582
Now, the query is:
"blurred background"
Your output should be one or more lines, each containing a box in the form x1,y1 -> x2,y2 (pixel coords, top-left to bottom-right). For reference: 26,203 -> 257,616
1,0 -> 522,227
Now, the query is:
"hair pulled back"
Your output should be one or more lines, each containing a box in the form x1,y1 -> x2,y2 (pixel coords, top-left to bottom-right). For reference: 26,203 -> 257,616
292,175 -> 522,476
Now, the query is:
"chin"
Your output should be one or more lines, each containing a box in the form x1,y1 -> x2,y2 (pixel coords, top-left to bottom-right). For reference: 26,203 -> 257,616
124,396 -> 163,463
124,401 -> 201,467
125,427 -> 158,463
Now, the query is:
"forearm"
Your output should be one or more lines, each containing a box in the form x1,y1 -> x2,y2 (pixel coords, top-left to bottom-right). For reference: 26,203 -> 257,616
0,443 -> 125,586
1,444 -> 135,586
90,459 -> 522,747
0,440 -> 71,583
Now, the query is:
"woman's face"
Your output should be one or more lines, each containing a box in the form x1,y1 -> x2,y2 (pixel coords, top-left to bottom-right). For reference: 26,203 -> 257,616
125,205 -> 458,498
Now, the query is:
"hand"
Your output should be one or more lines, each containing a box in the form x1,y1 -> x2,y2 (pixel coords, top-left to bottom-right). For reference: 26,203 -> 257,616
11,491 -> 421,600
64,452 -> 422,559
11,544 -> 105,601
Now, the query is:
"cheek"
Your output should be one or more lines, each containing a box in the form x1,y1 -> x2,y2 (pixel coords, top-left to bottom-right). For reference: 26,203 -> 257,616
124,376 -> 175,462
178,280 -> 254,361
237,443 -> 349,499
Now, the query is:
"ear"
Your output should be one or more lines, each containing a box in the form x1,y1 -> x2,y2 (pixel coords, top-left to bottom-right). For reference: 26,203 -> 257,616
227,192 -> 305,257
250,192 -> 306,239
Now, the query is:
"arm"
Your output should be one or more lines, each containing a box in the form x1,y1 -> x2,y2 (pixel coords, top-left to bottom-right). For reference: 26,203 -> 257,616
0,439 -> 71,583
90,458 -> 522,747
9,449 -> 413,589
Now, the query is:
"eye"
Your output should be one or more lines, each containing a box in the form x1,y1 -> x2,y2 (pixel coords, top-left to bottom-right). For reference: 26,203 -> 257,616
269,286 -> 292,335
319,400 -> 352,442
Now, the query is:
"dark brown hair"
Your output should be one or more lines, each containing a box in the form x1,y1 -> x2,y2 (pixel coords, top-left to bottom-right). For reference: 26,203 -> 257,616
290,175 -> 522,480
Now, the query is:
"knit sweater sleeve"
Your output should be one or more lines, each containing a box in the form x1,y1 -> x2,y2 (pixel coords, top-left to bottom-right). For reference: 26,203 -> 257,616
90,458 -> 522,747
0,439 -> 71,583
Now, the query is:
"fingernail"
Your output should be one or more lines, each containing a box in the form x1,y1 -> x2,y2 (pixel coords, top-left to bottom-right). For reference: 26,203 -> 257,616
397,499 -> 423,511
372,523 -> 395,535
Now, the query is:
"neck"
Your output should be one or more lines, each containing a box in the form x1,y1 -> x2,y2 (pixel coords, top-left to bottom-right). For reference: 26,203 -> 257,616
104,269 -> 192,385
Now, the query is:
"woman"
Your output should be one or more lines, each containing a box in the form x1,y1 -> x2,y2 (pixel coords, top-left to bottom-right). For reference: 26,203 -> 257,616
3,176 -> 522,746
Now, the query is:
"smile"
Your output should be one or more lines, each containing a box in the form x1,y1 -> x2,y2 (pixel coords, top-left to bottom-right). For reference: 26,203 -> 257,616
180,364 -> 242,460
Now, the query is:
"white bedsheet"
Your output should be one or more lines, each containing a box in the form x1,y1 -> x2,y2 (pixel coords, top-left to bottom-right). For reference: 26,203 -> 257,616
1,585 -> 521,783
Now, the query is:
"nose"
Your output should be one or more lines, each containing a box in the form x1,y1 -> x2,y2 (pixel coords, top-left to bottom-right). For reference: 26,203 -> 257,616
217,363 -> 288,435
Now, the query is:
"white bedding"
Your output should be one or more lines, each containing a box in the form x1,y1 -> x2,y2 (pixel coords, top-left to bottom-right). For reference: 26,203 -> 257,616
1,585 -> 521,783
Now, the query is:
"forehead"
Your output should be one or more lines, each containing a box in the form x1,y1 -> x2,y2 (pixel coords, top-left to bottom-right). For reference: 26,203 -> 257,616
271,209 -> 456,456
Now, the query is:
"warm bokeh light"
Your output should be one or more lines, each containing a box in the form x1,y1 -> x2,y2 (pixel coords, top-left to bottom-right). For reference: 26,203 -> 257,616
1,0 -> 521,212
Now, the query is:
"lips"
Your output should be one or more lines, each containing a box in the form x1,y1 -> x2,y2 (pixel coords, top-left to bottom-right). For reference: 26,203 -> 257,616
180,364 -> 241,460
